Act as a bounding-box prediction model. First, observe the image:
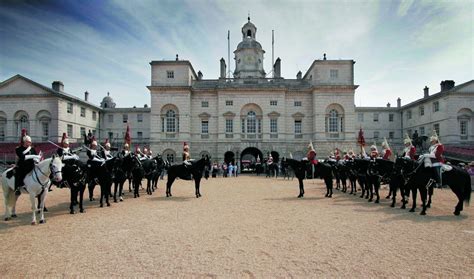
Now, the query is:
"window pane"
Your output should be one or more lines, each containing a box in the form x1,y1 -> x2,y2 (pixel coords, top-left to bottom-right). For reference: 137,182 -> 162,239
201,120 -> 209,134
246,111 -> 256,133
226,119 -> 233,133
270,119 -> 278,133
329,110 -> 338,132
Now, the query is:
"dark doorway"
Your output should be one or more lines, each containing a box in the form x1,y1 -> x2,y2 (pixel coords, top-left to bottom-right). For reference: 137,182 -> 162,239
270,151 -> 280,163
240,147 -> 263,173
224,151 -> 235,164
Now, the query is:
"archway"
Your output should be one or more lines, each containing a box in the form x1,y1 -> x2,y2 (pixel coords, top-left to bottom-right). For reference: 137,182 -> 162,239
224,151 -> 235,164
240,147 -> 263,173
270,151 -> 280,163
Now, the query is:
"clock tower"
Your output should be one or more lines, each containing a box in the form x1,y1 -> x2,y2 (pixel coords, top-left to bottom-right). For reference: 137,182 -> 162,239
233,17 -> 266,78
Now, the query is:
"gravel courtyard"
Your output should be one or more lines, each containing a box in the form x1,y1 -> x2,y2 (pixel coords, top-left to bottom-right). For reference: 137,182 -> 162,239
1,175 -> 473,278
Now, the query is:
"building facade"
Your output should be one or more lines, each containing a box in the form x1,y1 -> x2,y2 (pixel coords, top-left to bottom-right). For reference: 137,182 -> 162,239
1,19 -> 473,164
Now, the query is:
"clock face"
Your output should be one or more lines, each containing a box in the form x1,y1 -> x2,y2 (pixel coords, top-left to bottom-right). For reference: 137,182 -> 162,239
244,55 -> 255,64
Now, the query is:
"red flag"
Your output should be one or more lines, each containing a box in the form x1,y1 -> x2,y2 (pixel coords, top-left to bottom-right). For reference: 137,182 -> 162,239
357,128 -> 366,147
124,125 -> 131,145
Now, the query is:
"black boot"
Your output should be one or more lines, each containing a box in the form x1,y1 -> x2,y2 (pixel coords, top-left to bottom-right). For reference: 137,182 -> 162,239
14,177 -> 22,196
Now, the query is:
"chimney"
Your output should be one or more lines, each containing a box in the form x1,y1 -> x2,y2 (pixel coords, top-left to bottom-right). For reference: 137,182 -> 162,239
198,71 -> 203,80
52,81 -> 64,92
423,86 -> 429,98
323,53 -> 327,60
386,102 -> 391,108
175,54 -> 179,61
144,104 -> 148,108
273,57 -> 281,78
397,97 -> 401,108
440,80 -> 455,91
296,71 -> 302,80
220,58 -> 226,78
84,91 -> 89,102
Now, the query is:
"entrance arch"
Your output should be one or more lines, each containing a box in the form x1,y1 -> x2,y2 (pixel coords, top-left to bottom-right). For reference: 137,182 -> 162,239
240,147 -> 263,173
224,151 -> 235,164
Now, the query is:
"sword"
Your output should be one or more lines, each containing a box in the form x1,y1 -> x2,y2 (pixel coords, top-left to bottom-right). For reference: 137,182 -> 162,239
47,140 -> 61,149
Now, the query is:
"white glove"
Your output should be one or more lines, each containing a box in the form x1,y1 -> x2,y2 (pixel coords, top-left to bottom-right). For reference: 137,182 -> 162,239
25,155 -> 41,162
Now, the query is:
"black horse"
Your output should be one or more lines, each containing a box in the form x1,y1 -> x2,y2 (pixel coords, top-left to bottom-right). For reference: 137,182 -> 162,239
343,160 -> 358,195
130,155 -> 145,198
112,154 -> 135,202
352,159 -> 371,200
396,157 -> 471,215
87,158 -> 116,207
285,159 -> 333,198
368,158 -> 409,208
166,156 -> 211,198
62,159 -> 88,214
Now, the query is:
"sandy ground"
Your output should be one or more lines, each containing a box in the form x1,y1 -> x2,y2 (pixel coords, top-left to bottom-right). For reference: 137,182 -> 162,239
0,175 -> 473,278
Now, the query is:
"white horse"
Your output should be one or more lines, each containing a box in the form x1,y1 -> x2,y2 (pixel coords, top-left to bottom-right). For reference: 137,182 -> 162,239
2,155 -> 63,225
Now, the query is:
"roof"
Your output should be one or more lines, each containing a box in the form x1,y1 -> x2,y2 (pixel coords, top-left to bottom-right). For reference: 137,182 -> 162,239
303,59 -> 355,80
400,80 -> 474,109
149,60 -> 198,79
0,74 -> 101,110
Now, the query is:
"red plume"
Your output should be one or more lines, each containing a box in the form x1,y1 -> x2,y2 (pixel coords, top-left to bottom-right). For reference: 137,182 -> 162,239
357,128 -> 366,147
124,124 -> 131,145
105,138 -> 109,145
61,133 -> 67,145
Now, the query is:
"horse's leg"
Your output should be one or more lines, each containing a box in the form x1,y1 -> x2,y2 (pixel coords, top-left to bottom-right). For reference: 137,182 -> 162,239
420,186 -> 428,215
368,179 -> 373,202
113,181 -> 119,203
88,180 -> 95,201
298,177 -> 304,198
119,181 -> 124,201
166,177 -> 176,197
38,190 -> 47,224
390,183 -> 396,208
409,186 -> 417,212
374,179 -> 380,203
427,186 -> 433,208
79,182 -> 86,213
327,177 -> 333,198
70,187 -> 76,214
194,178 -> 201,198
29,193 -> 37,225
3,185 -> 12,221
106,182 -> 111,206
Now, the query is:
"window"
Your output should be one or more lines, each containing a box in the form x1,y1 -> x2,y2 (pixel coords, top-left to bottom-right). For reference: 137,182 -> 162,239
373,113 -> 379,122
80,107 -> 86,117
226,100 -> 233,106
67,103 -> 73,114
167,70 -> 174,79
407,110 -> 412,120
80,127 -> 86,137
108,114 -> 114,123
433,101 -> 439,112
374,131 -> 379,139
389,114 -> 394,122
137,131 -> 143,139
108,132 -> 113,141
201,120 -> 209,134
420,126 -> 425,135
137,114 -> 143,122
294,101 -> 302,107
165,110 -> 176,133
67,124 -> 73,138
246,111 -> 256,133
201,101 -> 209,108
42,122 -> 49,141
0,119 -> 5,141
433,123 -> 440,136
419,106 -> 424,116
358,113 -> 364,122
330,69 -> 339,79
294,120 -> 302,138
389,131 -> 394,139
270,100 -> 277,106
123,114 -> 128,123
92,111 -> 97,120
407,129 -> 412,138
270,119 -> 278,133
225,119 -> 233,133
460,120 -> 468,140
166,153 -> 175,163
241,118 -> 245,133
328,109 -> 339,132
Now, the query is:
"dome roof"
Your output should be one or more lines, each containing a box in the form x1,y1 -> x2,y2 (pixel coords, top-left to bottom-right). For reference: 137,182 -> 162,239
100,92 -> 116,108
242,21 -> 256,31
236,38 -> 262,50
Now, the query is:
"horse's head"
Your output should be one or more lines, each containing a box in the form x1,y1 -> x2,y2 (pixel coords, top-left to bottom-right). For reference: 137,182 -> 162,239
50,155 -> 64,182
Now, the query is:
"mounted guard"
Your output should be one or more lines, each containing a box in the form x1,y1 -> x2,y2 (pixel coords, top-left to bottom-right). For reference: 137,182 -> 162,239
381,138 -> 392,160
402,134 -> 416,159
422,130 -> 445,187
14,129 -> 41,196
183,142 -> 191,166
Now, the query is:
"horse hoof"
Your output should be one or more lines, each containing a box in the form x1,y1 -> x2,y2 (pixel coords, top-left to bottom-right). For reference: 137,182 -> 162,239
401,205 -> 406,209
31,221 -> 36,225
368,199 -> 373,202
420,211 -> 426,216
114,200 -> 118,203
11,214 -> 17,218
70,210 -> 76,214
427,204 -> 431,208
385,196 -> 391,199
328,195 -> 332,198
4,217 -> 11,221
409,208 -> 415,212
100,204 -> 103,208
375,200 -> 379,204
390,204 -> 395,208
120,197 -> 123,202
454,211 -> 460,216
107,203 -> 110,207
39,219 -> 45,224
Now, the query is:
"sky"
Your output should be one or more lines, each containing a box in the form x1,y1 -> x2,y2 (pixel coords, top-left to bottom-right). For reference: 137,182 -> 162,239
0,0 -> 472,108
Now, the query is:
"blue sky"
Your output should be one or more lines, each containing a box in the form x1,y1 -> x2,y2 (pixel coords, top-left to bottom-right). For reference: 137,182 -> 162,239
0,0 -> 472,107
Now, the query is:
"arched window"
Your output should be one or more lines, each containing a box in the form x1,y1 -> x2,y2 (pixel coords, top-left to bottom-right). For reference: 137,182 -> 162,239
328,109 -> 338,132
246,111 -> 256,134
247,30 -> 252,37
165,110 -> 176,133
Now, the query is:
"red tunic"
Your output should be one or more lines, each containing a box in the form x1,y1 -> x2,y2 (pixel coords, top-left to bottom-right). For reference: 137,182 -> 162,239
307,150 -> 317,165
403,146 -> 416,159
382,148 -> 392,160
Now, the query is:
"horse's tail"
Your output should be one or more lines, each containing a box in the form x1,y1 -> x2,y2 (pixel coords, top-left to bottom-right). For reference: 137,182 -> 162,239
464,173 -> 471,206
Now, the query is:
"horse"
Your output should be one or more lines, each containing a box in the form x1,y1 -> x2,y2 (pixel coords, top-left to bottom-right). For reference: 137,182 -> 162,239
87,158 -> 116,207
396,157 -> 471,215
370,158 -> 409,208
61,159 -> 88,214
2,155 -> 63,225
343,160 -> 358,195
285,159 -> 333,198
130,155 -> 145,198
166,156 -> 211,198
352,159 -> 371,200
112,154 -> 135,202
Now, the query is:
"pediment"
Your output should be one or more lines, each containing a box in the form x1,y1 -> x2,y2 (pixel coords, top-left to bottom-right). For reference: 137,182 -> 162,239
0,75 -> 54,96
292,112 -> 305,119
198,112 -> 211,119
222,111 -> 236,118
